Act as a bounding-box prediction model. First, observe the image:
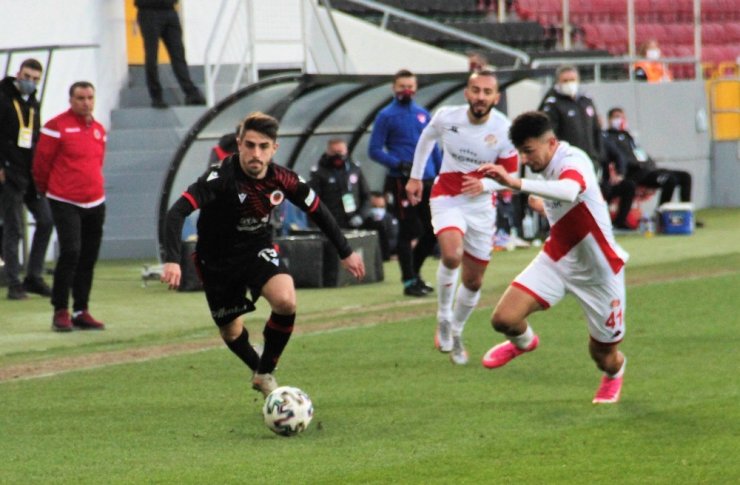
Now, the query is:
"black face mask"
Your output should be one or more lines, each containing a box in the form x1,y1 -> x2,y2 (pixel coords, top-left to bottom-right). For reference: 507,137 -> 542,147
330,155 -> 346,168
395,89 -> 415,104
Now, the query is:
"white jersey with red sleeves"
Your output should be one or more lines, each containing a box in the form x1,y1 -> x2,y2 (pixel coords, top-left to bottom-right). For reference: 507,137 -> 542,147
411,105 -> 518,198
540,142 -> 629,277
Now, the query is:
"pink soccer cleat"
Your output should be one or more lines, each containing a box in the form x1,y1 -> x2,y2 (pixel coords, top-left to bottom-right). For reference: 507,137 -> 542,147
481,334 -> 539,369
592,375 -> 623,404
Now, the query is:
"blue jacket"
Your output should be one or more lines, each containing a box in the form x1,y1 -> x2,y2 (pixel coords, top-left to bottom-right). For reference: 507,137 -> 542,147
368,99 -> 441,180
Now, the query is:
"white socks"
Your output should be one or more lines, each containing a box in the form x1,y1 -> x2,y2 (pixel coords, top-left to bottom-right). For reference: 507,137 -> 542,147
451,285 -> 481,337
436,263 -> 459,322
509,325 -> 535,350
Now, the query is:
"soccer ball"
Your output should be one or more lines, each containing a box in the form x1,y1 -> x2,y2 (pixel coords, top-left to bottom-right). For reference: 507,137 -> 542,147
262,386 -> 314,436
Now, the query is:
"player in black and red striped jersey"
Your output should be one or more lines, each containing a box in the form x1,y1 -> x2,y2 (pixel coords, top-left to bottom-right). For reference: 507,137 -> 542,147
161,112 -> 365,398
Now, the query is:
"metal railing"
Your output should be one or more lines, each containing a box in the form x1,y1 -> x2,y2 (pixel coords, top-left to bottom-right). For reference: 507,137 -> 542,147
203,0 -> 349,107
330,0 -> 530,66
531,56 -> 701,82
0,44 -> 98,106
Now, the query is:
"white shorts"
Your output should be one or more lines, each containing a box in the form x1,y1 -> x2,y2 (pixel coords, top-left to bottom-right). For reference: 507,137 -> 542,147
513,251 -> 626,344
430,194 -> 495,263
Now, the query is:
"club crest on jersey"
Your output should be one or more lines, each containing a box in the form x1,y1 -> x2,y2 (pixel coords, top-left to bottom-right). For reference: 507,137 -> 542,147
417,113 -> 427,123
269,190 -> 284,206
610,299 -> 621,308
484,134 -> 498,146
93,128 -> 102,140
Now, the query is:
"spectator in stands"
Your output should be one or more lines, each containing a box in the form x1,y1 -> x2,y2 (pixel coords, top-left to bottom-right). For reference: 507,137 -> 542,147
539,65 -> 603,174
135,0 -> 206,108
0,58 -> 53,300
601,130 -> 637,230
309,138 -> 370,230
605,108 -> 693,205
33,81 -> 107,332
363,191 -> 399,261
467,50 -> 490,72
634,40 -> 673,83
368,69 -> 442,297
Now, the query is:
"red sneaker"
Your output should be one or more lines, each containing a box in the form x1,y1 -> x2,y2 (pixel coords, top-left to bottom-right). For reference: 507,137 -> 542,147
52,309 -> 73,332
481,335 -> 539,369
72,310 -> 106,330
592,375 -> 623,404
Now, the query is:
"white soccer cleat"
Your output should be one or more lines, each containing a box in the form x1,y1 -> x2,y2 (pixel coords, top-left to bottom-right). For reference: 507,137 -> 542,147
449,336 -> 469,365
435,318 -> 453,353
252,372 -> 278,398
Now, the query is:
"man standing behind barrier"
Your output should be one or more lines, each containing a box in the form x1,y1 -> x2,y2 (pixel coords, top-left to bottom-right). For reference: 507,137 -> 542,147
369,69 -> 441,297
33,82 -> 107,332
135,0 -> 206,108
406,70 -> 519,365
539,65 -> 603,174
0,58 -> 53,300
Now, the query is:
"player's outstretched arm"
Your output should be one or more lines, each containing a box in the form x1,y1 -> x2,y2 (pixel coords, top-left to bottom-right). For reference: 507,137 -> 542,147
477,164 -> 521,190
161,262 -> 182,290
341,252 -> 365,281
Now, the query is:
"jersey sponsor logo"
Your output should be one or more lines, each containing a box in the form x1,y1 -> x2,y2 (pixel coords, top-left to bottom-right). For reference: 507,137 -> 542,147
257,248 -> 280,266
236,214 -> 269,232
304,189 -> 316,207
207,171 -> 219,181
417,113 -> 427,123
65,127 -> 81,133
446,125 -> 459,133
269,190 -> 284,205
484,134 -> 498,146
238,193 -> 247,203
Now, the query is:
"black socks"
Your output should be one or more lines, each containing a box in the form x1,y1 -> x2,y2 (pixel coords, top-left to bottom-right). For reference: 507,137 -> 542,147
258,312 -> 296,374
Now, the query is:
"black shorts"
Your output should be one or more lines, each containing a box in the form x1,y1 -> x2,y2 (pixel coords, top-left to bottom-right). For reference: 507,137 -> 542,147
196,244 -> 290,327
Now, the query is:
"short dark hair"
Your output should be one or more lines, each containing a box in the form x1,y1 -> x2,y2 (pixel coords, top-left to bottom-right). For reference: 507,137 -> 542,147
393,69 -> 415,82
20,58 -> 43,72
509,111 -> 554,148
69,81 -> 95,97
468,69 -> 498,86
238,112 -> 279,141
607,107 -> 624,119
555,64 -> 578,80
327,137 -> 347,146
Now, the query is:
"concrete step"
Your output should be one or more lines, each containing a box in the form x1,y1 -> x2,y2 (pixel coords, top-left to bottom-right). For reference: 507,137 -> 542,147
104,150 -> 174,175
106,127 -> 189,152
127,64 -> 206,86
110,106 -> 207,130
118,83 -> 237,108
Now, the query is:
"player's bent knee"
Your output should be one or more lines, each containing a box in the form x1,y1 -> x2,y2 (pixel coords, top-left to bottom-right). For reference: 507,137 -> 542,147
491,309 -> 515,333
270,295 -> 296,315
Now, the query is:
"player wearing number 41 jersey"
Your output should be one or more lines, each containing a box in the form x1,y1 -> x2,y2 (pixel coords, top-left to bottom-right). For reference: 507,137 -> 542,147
477,111 -> 628,404
161,112 -> 365,400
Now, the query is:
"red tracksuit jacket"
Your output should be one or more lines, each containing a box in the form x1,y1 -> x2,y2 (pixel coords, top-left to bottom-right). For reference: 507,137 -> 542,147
33,108 -> 107,206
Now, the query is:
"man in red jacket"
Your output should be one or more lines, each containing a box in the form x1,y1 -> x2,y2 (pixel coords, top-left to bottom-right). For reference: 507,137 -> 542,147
33,81 -> 107,332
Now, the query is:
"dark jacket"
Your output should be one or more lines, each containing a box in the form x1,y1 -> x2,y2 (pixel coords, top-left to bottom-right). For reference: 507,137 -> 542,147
0,76 -> 41,192
539,88 -> 603,168
309,154 -> 370,229
604,128 -> 657,183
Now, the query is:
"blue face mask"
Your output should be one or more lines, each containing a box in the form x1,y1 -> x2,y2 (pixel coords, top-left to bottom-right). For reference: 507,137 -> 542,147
370,207 -> 386,221
17,79 -> 37,95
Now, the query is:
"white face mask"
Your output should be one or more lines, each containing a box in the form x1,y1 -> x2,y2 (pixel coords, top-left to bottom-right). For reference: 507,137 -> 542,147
558,81 -> 579,98
370,207 -> 386,221
646,48 -> 661,60
610,117 -> 624,131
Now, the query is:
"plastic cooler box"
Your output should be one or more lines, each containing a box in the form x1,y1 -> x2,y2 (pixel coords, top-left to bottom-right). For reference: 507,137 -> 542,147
657,202 -> 694,235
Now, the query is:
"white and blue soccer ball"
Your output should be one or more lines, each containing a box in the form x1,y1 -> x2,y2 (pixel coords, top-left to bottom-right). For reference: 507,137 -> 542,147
262,386 -> 314,436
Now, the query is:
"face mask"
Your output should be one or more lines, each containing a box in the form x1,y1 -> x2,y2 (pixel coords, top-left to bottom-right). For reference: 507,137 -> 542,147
558,81 -> 579,98
330,155 -> 346,168
395,89 -> 414,104
370,207 -> 386,221
646,48 -> 661,60
610,117 -> 626,131
17,79 -> 37,95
